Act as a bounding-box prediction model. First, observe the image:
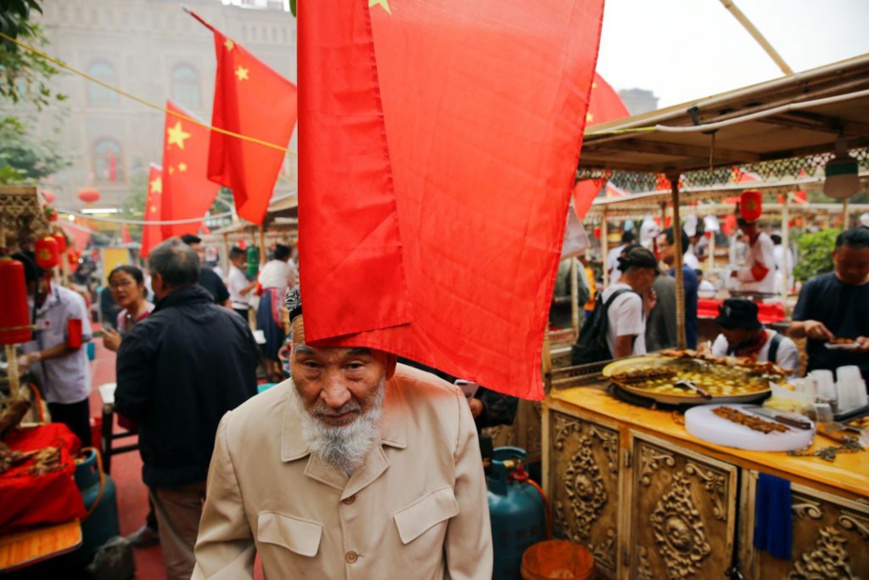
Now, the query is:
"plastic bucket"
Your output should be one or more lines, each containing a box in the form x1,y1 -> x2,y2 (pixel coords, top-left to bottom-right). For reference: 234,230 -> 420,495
520,540 -> 595,580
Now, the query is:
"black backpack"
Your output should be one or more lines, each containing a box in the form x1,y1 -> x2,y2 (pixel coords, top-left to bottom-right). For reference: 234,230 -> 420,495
571,289 -> 631,366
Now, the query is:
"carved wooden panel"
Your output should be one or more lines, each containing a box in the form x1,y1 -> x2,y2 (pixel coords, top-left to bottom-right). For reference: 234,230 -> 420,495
627,433 -> 738,580
744,474 -> 869,579
549,411 -> 621,579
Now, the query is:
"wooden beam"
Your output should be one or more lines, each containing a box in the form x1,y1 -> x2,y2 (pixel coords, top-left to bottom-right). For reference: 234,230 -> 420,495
758,111 -> 869,138
602,138 -> 762,163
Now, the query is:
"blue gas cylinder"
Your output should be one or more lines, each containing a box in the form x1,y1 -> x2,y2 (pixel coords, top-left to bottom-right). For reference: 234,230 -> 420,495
74,449 -> 120,559
487,447 -> 547,580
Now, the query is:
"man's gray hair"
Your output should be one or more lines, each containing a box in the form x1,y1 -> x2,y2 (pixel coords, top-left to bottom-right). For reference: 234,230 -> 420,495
147,238 -> 200,288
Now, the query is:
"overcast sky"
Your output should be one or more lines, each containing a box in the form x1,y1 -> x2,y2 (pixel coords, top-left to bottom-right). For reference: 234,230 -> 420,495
597,0 -> 869,108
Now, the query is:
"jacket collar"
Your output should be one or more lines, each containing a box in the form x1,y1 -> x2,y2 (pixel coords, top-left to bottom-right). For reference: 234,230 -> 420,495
280,375 -> 408,493
154,285 -> 214,312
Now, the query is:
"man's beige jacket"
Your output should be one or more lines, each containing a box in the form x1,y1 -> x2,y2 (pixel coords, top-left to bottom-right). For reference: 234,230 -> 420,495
192,364 -> 493,579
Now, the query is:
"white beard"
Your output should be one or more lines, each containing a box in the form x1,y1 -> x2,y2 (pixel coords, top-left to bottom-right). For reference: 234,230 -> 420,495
292,379 -> 386,474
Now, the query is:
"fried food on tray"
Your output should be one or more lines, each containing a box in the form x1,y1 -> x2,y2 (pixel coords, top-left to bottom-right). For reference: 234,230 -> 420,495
609,367 -> 677,384
846,416 -> 869,430
712,406 -> 789,434
829,337 -> 855,345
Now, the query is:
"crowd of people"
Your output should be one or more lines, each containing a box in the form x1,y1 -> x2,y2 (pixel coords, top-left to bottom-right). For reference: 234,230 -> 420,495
566,222 -> 869,381
5,215 -> 867,578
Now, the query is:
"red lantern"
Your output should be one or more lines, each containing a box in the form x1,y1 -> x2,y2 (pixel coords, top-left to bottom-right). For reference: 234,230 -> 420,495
739,190 -> 763,222
53,232 -> 67,253
593,226 -> 601,239
704,231 -> 712,239
0,257 -> 32,344
43,190 -> 56,204
44,205 -> 58,222
77,187 -> 101,204
794,190 -> 808,204
35,236 -> 59,269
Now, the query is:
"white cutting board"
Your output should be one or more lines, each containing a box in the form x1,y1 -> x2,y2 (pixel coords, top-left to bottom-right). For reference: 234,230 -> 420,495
685,404 -> 815,451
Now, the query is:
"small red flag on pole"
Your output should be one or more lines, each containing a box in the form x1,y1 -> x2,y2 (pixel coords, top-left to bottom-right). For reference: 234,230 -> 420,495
140,163 -> 163,259
188,10 -> 298,225
160,101 -> 220,239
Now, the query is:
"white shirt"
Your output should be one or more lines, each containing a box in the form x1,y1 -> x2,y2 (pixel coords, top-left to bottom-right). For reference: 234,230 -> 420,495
711,330 -> 799,374
698,279 -> 717,296
228,264 -> 251,310
602,283 -> 646,357
21,284 -> 93,404
735,232 -> 776,294
683,249 -> 700,270
258,260 -> 293,292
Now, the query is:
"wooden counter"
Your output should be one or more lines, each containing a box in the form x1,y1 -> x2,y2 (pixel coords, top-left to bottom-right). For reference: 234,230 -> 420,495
543,385 -> 869,580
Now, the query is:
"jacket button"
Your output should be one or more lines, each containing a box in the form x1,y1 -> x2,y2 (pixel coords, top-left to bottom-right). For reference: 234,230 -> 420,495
342,495 -> 355,505
345,551 -> 358,564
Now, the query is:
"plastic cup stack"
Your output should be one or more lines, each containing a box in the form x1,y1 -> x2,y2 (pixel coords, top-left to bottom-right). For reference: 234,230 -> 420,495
811,370 -> 837,412
835,366 -> 868,414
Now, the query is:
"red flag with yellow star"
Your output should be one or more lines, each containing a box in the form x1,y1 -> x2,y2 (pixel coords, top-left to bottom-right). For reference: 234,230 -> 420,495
188,11 -> 297,225
299,0 -> 605,400
140,163 -> 163,259
160,101 -> 220,239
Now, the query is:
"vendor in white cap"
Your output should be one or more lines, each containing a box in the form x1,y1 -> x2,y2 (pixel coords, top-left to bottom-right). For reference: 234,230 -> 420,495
681,215 -> 701,270
729,191 -> 776,294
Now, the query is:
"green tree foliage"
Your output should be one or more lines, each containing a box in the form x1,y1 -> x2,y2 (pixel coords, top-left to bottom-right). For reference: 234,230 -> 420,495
0,115 -> 69,184
793,228 -> 840,283
0,0 -> 63,109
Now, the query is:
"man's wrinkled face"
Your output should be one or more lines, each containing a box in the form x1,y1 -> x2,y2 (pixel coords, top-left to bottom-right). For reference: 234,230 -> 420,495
833,245 -> 869,286
290,316 -> 394,428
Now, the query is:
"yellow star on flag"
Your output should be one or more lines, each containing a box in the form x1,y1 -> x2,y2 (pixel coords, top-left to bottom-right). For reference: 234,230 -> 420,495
178,162 -> 188,172
235,66 -> 249,81
150,177 -> 162,194
169,166 -> 175,175
225,38 -> 235,51
149,205 -> 158,214
586,112 -> 594,123
166,121 -> 191,150
369,0 -> 391,14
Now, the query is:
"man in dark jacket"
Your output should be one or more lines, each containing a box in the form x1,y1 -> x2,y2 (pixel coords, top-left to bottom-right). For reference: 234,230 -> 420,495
115,238 -> 258,580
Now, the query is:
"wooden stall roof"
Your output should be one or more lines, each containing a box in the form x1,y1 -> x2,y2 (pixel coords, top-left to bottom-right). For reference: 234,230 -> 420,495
578,54 -> 869,174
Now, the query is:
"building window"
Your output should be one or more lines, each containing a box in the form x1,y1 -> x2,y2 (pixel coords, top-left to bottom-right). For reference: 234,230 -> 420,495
87,61 -> 117,106
94,139 -> 123,183
172,64 -> 200,110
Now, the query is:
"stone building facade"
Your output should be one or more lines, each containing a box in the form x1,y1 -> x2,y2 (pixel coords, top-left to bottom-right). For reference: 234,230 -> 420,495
28,0 -> 297,212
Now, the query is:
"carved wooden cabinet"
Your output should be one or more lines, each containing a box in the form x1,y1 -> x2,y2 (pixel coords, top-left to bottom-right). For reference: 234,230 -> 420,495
625,433 -> 738,580
543,389 -> 869,580
549,411 -> 622,578
741,473 -> 869,579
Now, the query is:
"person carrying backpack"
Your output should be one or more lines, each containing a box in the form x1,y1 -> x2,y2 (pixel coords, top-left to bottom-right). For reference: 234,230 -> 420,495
572,246 -> 661,364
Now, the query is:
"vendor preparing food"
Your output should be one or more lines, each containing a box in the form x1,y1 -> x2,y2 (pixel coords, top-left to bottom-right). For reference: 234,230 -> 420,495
711,297 -> 798,375
789,226 -> 869,380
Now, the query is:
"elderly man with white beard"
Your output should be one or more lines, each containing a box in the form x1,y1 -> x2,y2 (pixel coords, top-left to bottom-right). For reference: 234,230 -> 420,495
192,287 -> 493,579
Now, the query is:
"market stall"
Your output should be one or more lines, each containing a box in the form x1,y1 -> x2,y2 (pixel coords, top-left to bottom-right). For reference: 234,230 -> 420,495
540,55 -> 869,579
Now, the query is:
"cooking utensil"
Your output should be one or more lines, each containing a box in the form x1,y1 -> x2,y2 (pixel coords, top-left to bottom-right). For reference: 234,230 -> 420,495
814,422 -> 862,444
742,406 -> 812,430
685,404 -> 815,452
674,380 -> 712,400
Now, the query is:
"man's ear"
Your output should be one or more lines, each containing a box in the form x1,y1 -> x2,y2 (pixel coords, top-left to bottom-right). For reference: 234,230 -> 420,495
384,353 -> 398,380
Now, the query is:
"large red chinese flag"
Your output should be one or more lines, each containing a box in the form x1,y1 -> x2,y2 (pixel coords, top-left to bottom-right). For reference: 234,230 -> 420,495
297,0 -> 413,337
140,163 -> 163,259
299,0 -> 604,400
160,101 -> 220,239
187,11 -> 297,225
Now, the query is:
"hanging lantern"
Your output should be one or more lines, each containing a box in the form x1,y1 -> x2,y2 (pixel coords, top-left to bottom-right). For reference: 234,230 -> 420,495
44,205 -> 58,222
794,190 -> 808,204
53,232 -> 67,253
0,257 -> 32,344
35,236 -> 60,269
739,190 -> 763,222
77,187 -> 101,204
593,226 -> 601,239
43,190 -> 56,204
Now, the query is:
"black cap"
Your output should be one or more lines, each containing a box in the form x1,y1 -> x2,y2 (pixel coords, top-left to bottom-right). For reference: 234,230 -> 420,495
715,298 -> 762,330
